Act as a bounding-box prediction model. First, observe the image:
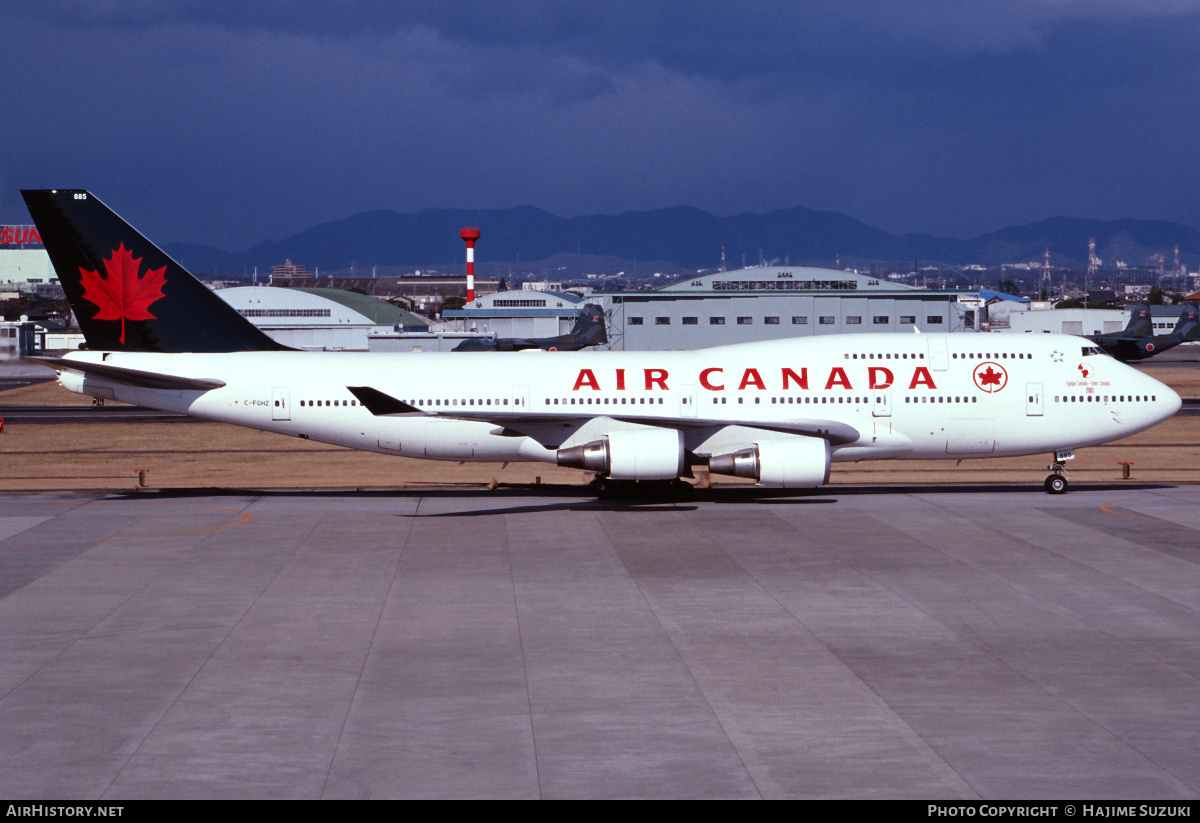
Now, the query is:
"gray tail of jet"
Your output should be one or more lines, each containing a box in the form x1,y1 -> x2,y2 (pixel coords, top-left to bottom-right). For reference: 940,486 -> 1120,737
571,304 -> 608,347
1121,301 -> 1200,360
21,189 -> 288,353
1123,302 -> 1152,338
1171,301 -> 1200,340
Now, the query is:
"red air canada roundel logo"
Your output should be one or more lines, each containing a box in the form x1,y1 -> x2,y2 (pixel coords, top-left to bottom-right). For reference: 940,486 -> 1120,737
972,361 -> 1007,393
79,243 -> 167,345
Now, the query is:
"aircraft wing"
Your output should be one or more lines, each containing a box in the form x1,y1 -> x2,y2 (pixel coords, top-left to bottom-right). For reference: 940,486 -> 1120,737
25,357 -> 227,391
347,385 -> 860,448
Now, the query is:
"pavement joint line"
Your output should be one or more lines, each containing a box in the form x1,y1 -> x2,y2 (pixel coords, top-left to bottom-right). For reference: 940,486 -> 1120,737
319,507 -> 412,800
104,495 -> 316,798
596,510 -> 765,799
503,510 -> 543,799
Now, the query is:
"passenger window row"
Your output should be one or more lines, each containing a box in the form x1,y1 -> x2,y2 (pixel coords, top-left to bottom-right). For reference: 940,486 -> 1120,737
844,352 -> 925,360
711,395 -> 887,405
1054,395 -> 1155,403
951,352 -> 1031,360
628,316 -> 943,327
545,397 -> 664,406
903,397 -> 980,404
412,398 -> 510,407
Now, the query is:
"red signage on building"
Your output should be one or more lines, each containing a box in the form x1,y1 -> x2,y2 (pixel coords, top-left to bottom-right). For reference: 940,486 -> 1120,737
0,226 -> 42,246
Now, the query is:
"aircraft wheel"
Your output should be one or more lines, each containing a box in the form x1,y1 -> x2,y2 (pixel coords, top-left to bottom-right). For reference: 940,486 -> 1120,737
670,479 -> 696,501
594,479 -> 617,499
1044,474 -> 1068,495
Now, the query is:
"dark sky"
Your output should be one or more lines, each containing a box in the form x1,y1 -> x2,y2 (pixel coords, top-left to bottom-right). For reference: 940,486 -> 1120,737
3,1 -> 1198,249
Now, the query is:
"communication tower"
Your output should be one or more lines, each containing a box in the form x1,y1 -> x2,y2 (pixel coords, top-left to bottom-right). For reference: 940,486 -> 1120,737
1042,248 -> 1051,298
460,227 -> 480,302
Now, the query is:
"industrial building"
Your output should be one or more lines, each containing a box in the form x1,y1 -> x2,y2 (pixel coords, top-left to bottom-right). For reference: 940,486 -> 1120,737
0,319 -> 41,360
0,225 -> 57,296
443,289 -> 588,338
998,304 -> 1197,336
445,266 -> 982,351
216,286 -> 428,350
266,274 -> 504,315
604,267 -> 980,350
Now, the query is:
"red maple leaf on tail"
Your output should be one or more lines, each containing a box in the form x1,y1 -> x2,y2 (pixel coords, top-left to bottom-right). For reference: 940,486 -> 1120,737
79,243 -> 167,345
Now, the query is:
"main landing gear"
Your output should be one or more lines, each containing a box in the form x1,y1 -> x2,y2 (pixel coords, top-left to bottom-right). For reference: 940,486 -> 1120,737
1043,450 -> 1074,495
589,476 -> 696,501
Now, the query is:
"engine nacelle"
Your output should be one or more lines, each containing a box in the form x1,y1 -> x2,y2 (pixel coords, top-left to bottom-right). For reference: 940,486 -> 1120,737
557,428 -> 685,480
708,437 -> 830,487
57,371 -> 119,402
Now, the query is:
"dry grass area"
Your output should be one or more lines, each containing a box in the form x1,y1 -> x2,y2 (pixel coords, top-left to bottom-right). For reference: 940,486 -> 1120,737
0,380 -> 130,406
1140,366 -> 1200,398
0,419 -> 595,491
1,371 -> 1198,492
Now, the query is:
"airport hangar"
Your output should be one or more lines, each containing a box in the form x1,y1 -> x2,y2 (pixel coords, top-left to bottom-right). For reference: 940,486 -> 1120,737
217,267 -> 1167,353
215,286 -> 429,351
448,266 -> 999,351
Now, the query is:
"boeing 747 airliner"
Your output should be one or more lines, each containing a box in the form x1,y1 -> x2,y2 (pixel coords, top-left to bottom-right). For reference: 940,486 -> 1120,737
22,190 -> 1181,496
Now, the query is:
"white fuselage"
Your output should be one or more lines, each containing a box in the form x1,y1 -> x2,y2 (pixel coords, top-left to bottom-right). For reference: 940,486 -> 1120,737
56,333 -> 1180,471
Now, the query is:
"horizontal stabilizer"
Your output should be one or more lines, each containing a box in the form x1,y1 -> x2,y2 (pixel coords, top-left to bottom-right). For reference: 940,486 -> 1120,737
347,386 -> 423,415
26,357 -> 226,391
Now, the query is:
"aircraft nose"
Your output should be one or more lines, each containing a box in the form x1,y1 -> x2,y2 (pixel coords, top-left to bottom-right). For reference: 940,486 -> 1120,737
1161,385 -> 1183,418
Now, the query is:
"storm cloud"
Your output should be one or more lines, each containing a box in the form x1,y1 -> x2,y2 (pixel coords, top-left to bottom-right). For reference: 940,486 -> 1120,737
3,1 -> 1198,250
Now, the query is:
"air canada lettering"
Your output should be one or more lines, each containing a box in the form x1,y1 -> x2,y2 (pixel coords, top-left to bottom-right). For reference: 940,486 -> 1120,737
571,366 -> 939,392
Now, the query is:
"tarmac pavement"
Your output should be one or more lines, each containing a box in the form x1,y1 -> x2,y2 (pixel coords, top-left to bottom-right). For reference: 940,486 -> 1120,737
1,485 -> 1199,798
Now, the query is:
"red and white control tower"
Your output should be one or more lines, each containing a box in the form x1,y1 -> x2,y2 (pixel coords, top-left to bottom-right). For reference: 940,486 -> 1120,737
460,227 -> 481,302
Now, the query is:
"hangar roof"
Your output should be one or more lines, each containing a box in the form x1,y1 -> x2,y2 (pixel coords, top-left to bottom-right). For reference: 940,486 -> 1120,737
656,266 -> 920,293
217,286 -> 428,329
452,290 -> 584,318
292,287 -> 428,328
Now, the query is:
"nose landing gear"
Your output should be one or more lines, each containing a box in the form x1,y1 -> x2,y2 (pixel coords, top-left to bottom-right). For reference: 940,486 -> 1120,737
1044,450 -> 1074,494
1044,473 -> 1068,494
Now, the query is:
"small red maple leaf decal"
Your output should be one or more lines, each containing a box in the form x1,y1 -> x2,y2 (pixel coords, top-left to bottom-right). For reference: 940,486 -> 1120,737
79,243 -> 167,345
978,366 -> 1002,386
1077,364 -> 1090,378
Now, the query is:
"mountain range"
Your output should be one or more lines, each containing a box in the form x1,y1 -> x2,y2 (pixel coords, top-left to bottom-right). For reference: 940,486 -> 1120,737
164,205 -> 1200,278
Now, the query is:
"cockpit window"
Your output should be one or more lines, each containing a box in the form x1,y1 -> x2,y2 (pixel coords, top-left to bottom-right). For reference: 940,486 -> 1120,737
1081,346 -> 1108,357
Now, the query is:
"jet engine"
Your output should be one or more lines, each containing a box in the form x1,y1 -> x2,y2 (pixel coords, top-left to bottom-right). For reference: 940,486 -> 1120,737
557,428 -> 685,480
707,437 -> 831,487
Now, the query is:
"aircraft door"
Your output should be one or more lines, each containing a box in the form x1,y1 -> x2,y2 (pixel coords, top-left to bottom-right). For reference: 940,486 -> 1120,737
872,388 -> 891,417
1026,383 -> 1043,416
513,385 -> 529,410
927,337 -> 948,371
682,384 -> 697,418
272,387 -> 291,421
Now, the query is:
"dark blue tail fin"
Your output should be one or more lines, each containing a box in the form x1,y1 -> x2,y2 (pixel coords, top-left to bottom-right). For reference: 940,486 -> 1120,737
22,189 -> 287,352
